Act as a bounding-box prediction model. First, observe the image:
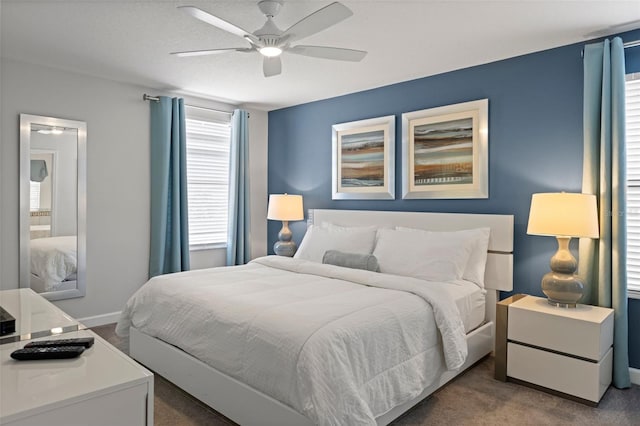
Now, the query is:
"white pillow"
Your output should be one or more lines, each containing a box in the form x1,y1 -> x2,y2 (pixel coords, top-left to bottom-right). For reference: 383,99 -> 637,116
294,224 -> 377,263
373,228 -> 474,282
396,227 -> 490,287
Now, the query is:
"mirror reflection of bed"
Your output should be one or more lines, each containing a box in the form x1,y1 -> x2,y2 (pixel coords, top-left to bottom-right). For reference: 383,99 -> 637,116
29,236 -> 78,293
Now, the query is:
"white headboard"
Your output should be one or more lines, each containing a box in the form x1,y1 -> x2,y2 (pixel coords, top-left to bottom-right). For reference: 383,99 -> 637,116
307,209 -> 514,323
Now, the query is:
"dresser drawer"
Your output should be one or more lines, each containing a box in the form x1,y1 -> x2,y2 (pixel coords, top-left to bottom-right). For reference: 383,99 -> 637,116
508,296 -> 613,360
507,342 -> 612,403
4,382 -> 148,426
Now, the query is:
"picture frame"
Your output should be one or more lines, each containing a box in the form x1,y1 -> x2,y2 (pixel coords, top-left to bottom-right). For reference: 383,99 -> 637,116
332,115 -> 395,200
401,99 -> 488,199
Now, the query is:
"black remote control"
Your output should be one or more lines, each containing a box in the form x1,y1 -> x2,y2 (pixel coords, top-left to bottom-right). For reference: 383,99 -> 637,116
24,337 -> 94,349
11,346 -> 85,361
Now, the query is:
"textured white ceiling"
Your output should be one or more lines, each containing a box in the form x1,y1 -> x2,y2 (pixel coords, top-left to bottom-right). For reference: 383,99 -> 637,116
2,1 -> 639,110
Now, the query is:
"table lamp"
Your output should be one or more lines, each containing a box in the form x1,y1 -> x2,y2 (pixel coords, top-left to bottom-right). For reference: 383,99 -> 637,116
527,192 -> 599,307
267,193 -> 304,257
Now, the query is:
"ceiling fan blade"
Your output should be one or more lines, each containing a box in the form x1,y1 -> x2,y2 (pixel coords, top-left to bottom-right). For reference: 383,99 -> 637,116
171,48 -> 253,57
178,6 -> 259,44
281,2 -> 353,43
288,45 -> 367,62
263,56 -> 282,77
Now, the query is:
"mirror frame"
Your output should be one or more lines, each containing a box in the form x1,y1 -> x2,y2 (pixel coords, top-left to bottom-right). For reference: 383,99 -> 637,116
19,114 -> 87,301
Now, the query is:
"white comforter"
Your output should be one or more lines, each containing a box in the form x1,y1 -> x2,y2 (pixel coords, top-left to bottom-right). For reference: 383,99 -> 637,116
117,256 -> 467,425
30,236 -> 77,291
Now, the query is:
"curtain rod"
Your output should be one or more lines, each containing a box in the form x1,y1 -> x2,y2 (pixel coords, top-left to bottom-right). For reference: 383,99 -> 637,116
625,40 -> 640,49
581,39 -> 640,57
143,94 -> 233,116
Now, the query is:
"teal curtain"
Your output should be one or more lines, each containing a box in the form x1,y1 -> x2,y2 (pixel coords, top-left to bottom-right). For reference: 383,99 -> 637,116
226,109 -> 251,265
579,37 -> 630,388
149,96 -> 190,277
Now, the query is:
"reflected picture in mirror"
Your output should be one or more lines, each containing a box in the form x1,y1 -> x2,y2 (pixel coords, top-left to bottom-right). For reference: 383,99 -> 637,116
20,114 -> 86,301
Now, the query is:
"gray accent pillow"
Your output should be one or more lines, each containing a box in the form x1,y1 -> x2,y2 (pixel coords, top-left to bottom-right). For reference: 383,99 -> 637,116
322,250 -> 380,272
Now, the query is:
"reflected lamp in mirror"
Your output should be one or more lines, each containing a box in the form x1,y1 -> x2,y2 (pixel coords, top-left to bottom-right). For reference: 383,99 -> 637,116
527,192 -> 599,308
267,194 -> 304,257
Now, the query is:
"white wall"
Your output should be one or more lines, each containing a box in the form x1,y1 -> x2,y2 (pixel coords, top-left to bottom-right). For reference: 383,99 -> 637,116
1,59 -> 268,319
245,107 -> 269,260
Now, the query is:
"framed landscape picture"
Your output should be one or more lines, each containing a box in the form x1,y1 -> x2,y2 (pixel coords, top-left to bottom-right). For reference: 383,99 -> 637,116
401,99 -> 488,199
332,115 -> 395,200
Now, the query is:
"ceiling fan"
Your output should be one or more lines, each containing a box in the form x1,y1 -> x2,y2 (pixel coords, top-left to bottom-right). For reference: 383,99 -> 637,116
171,1 -> 367,77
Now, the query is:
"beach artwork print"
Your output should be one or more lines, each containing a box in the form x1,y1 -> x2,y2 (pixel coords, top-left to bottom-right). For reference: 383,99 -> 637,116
401,99 -> 488,199
340,129 -> 385,188
412,117 -> 473,187
332,115 -> 395,200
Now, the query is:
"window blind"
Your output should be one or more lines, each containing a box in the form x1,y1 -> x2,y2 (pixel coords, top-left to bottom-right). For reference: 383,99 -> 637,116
30,181 -> 41,211
625,74 -> 640,294
185,110 -> 231,250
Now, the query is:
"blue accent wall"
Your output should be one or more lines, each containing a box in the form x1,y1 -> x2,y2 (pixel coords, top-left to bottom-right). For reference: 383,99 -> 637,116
268,30 -> 640,369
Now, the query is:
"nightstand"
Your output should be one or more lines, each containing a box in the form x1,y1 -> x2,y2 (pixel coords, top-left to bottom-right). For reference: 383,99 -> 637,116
495,294 -> 613,405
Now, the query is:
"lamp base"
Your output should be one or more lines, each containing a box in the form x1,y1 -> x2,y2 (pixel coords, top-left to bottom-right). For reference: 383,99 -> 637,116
547,300 -> 578,309
273,240 -> 297,257
273,220 -> 297,257
542,271 -> 583,308
541,236 -> 584,308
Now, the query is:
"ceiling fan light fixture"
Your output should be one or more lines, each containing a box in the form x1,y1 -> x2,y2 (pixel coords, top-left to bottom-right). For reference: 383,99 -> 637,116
259,46 -> 283,57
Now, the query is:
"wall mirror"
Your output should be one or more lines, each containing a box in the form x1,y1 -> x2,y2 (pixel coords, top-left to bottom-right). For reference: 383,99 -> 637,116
19,114 -> 86,301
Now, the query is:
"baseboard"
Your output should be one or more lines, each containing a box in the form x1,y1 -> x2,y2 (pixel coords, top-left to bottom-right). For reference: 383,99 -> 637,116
78,311 -> 121,328
630,368 -> 640,386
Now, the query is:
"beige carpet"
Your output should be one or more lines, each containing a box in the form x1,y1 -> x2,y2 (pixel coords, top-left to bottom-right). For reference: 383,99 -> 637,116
91,324 -> 639,425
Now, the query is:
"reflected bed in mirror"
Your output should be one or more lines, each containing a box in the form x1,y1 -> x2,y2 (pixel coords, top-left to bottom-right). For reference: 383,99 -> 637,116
19,114 -> 86,301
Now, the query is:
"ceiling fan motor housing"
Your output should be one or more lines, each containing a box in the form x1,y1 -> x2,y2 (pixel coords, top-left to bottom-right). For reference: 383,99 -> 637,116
254,17 -> 283,38
260,36 -> 283,49
254,15 -> 285,49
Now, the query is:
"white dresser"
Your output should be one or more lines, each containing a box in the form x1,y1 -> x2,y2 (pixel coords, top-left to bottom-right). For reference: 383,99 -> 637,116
0,289 -> 153,426
502,295 -> 613,405
0,288 -> 80,344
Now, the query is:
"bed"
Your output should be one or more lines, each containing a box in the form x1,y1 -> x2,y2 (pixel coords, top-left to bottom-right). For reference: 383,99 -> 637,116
29,235 -> 77,293
119,209 -> 513,425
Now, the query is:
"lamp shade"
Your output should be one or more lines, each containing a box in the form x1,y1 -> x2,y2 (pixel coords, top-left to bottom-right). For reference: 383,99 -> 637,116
527,192 -> 599,238
267,194 -> 304,221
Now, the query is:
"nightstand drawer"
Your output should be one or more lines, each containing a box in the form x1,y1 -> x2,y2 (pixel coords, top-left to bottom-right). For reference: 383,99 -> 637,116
508,296 -> 613,360
507,342 -> 613,403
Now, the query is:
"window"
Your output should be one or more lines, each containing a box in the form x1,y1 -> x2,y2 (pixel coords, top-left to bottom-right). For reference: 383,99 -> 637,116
185,107 -> 232,250
30,181 -> 41,211
625,73 -> 640,296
